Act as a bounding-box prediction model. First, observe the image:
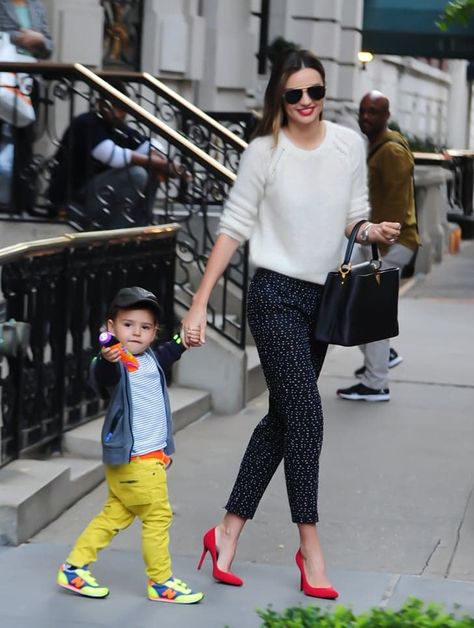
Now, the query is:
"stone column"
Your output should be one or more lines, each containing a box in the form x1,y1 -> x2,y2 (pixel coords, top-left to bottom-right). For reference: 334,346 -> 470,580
141,0 -> 205,96
334,0 -> 364,130
43,0 -> 103,66
446,60 -> 471,149
198,0 -> 256,110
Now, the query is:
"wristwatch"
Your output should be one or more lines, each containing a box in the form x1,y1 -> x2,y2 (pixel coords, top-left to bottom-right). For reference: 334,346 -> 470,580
359,223 -> 372,243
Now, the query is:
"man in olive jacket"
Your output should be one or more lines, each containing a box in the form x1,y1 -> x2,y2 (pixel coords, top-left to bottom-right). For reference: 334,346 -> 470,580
337,91 -> 421,402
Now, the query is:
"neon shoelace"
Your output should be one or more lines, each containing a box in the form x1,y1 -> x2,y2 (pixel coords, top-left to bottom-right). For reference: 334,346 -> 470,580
78,569 -> 98,586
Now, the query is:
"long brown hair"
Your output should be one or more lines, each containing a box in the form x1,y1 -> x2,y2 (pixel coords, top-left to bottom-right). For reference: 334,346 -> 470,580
253,50 -> 326,145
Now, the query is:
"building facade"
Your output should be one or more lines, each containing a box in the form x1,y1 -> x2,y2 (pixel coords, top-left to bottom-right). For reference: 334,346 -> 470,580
43,0 -> 473,149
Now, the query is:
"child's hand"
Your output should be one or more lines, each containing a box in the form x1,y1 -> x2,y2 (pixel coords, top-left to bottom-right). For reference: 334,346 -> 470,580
182,327 -> 201,348
101,346 -> 121,363
181,305 -> 207,347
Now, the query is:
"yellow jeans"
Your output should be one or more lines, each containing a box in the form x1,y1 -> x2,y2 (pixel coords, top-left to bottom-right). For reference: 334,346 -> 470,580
67,458 -> 172,583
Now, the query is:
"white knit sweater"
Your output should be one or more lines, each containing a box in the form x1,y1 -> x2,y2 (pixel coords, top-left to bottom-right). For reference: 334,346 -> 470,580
218,121 -> 369,285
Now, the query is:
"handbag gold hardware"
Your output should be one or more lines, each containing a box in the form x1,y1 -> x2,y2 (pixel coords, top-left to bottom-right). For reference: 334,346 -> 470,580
338,263 -> 352,282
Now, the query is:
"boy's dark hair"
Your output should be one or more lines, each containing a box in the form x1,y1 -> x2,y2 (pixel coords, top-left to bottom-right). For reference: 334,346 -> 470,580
107,287 -> 161,324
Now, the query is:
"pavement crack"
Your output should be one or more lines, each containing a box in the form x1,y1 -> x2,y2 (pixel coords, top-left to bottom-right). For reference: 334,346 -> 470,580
379,574 -> 401,608
326,375 -> 473,389
419,538 -> 441,576
445,482 -> 474,579
389,379 -> 473,389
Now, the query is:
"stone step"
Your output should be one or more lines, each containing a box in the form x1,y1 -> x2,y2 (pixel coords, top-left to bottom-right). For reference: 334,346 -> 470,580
0,220 -> 73,250
0,457 -> 102,546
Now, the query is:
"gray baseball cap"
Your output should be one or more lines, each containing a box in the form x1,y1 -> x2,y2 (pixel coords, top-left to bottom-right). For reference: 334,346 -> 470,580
109,286 -> 160,314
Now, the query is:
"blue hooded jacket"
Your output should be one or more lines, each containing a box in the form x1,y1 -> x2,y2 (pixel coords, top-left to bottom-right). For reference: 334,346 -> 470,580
89,339 -> 185,465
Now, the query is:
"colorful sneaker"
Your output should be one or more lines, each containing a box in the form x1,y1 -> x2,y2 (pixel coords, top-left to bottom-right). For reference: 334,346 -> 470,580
336,383 -> 390,402
56,564 -> 109,598
147,577 -> 204,604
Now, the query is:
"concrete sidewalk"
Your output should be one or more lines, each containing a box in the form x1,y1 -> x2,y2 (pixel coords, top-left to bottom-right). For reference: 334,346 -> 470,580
2,242 -> 474,627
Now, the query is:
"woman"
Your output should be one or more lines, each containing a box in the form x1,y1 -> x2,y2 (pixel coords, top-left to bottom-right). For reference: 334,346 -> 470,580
182,50 -> 401,599
0,0 -> 52,212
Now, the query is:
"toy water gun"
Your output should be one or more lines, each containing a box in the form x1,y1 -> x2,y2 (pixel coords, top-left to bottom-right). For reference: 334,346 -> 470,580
98,331 -> 139,372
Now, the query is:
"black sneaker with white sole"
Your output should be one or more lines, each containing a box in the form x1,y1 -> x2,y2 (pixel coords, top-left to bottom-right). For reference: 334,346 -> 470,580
337,383 -> 390,401
354,348 -> 403,379
388,348 -> 403,368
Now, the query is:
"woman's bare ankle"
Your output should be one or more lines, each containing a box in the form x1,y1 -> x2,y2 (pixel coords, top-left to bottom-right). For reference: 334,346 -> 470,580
215,515 -> 246,571
299,551 -> 331,587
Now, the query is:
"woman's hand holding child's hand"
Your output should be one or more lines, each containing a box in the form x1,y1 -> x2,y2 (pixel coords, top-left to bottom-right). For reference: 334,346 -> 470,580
181,305 -> 207,348
181,326 -> 202,348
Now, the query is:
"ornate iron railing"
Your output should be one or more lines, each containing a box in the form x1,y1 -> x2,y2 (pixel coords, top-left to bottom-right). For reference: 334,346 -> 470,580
97,70 -> 251,172
0,224 -> 178,467
0,61 -> 248,348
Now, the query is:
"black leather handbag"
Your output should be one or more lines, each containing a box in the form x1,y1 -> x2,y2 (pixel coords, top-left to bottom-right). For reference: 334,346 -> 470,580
314,220 -> 400,346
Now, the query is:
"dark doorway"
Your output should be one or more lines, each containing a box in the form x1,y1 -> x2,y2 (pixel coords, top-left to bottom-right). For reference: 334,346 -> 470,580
101,0 -> 144,71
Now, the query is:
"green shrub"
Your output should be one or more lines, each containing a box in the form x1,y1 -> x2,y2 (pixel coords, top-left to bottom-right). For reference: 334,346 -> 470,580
257,597 -> 474,627
388,120 -> 446,153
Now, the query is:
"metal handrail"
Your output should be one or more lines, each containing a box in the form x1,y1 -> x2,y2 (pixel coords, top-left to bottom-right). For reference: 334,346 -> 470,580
0,224 -> 180,264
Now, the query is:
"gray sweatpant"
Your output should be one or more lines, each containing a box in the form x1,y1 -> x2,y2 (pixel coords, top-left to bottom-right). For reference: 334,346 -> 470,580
353,243 -> 414,390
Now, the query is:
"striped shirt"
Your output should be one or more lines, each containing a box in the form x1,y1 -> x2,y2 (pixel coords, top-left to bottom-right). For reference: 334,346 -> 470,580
129,352 -> 167,456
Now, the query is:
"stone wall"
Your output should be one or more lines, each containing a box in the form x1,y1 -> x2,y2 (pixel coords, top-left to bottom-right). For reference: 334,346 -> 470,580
40,1 -> 472,146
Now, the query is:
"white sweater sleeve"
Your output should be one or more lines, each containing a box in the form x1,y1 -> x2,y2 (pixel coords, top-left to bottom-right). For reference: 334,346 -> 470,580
218,139 -> 268,243
92,140 -> 132,168
347,133 -> 369,224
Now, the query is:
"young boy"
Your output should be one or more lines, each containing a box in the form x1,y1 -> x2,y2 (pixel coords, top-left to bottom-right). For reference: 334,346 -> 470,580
56,286 -> 204,604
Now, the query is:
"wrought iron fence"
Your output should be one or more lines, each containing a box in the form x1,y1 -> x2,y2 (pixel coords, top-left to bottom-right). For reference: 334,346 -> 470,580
0,61 -> 248,348
0,224 -> 178,467
202,110 -> 258,144
97,70 -> 252,172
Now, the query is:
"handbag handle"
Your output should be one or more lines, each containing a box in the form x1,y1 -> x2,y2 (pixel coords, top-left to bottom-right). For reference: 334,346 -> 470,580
342,219 -> 379,266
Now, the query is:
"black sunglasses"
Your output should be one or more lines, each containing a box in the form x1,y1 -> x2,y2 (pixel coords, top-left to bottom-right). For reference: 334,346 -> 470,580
283,84 -> 326,105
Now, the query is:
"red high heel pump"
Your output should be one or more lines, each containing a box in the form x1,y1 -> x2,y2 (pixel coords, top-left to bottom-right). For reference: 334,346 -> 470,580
197,528 -> 243,586
295,549 -> 339,599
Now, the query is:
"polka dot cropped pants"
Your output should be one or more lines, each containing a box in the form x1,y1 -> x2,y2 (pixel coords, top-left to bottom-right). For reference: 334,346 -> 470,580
225,268 -> 328,524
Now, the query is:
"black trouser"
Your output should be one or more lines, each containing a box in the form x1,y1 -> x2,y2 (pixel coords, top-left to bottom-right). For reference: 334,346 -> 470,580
225,268 -> 328,523
11,81 -> 40,214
